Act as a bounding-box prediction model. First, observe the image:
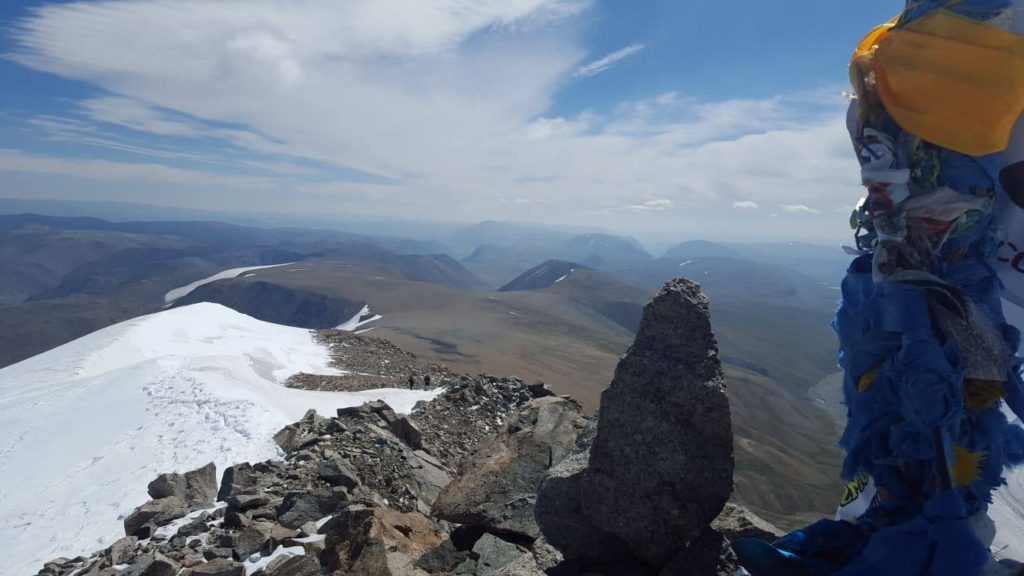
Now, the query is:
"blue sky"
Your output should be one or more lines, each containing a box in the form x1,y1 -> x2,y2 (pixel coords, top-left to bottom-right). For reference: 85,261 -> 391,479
0,0 -> 900,242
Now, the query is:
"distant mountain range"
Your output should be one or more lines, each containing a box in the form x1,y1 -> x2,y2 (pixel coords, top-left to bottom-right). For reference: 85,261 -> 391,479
0,210 -> 852,529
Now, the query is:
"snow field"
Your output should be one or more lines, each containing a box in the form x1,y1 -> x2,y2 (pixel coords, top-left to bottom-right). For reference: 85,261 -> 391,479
0,303 -> 439,575
163,263 -> 295,304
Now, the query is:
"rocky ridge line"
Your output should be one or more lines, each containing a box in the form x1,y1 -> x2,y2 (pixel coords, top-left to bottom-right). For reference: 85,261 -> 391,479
35,279 -> 780,576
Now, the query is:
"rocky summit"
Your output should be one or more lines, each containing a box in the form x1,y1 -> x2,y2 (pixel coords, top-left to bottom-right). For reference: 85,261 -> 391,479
36,279 -> 775,576
536,278 -> 738,574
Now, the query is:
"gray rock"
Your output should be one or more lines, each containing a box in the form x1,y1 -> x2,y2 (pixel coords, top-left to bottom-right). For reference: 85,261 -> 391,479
454,558 -> 478,574
276,488 -> 347,529
377,409 -> 424,450
121,553 -> 179,576
218,463 -> 258,502
433,396 -> 585,540
472,534 -> 527,573
231,523 -> 273,560
322,505 -> 444,575
531,536 -> 564,572
106,536 -> 138,565
711,504 -> 783,543
583,279 -> 734,567
317,458 -> 360,490
124,497 -> 189,538
176,513 -> 211,539
299,521 -> 319,537
336,404 -> 372,418
223,510 -> 250,530
364,400 -> 391,413
191,558 -> 245,576
535,450 -> 630,563
203,548 -> 234,561
659,528 -> 738,576
265,554 -> 321,576
491,553 -> 546,576
227,493 -> 270,511
416,540 -> 470,573
407,450 -> 452,515
273,425 -> 309,454
147,463 -> 217,506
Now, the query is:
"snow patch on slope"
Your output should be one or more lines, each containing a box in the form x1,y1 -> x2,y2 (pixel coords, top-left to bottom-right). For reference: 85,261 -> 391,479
554,268 -> 575,284
337,304 -> 382,331
163,263 -> 294,304
0,303 -> 439,574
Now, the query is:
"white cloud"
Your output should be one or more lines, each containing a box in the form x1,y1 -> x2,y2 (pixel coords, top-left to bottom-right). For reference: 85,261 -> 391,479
781,204 -> 822,214
732,201 -> 759,210
5,0 -> 862,241
575,43 -> 645,77
625,199 -> 674,211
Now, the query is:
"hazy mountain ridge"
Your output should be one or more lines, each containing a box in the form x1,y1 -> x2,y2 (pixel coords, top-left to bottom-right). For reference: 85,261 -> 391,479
0,211 -> 853,536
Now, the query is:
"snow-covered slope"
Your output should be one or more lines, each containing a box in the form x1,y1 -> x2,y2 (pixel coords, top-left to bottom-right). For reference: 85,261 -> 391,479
0,303 -> 440,575
163,263 -> 294,304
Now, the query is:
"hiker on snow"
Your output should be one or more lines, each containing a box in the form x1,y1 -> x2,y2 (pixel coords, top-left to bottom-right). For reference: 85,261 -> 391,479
735,2 -> 1024,574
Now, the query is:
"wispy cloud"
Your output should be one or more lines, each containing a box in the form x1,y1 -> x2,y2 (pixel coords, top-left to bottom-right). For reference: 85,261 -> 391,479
3,0 -> 860,241
732,200 -> 759,210
781,204 -> 822,214
625,199 -> 674,211
0,149 -> 272,189
575,43 -> 645,77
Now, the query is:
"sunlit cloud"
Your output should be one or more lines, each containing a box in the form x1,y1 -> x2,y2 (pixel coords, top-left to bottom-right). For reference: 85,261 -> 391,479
3,0 -> 861,241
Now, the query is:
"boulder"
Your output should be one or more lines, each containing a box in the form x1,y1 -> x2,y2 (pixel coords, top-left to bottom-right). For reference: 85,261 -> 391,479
406,450 -> 452,515
377,408 -> 424,450
711,504 -> 783,543
276,488 -> 348,529
323,504 -> 443,575
120,553 -> 179,576
317,458 -> 360,489
124,497 -> 189,538
265,554 -> 321,576
106,536 -> 138,565
176,513 -> 212,538
190,558 -> 245,576
217,463 -> 258,501
415,540 -> 470,573
231,522 -> 273,560
432,396 -> 585,540
583,279 -> 734,567
203,548 -> 234,561
273,425 -> 314,454
472,534 -> 528,574
226,493 -> 270,511
147,463 -> 217,506
535,450 -> 630,563
659,528 -> 738,576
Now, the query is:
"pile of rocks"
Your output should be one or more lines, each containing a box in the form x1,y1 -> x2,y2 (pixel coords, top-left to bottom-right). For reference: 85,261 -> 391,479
36,279 -> 780,576
412,375 -> 542,468
287,330 -> 452,392
36,376 -> 560,576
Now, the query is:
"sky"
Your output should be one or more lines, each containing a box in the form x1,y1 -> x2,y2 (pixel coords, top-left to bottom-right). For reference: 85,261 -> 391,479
0,0 -> 901,243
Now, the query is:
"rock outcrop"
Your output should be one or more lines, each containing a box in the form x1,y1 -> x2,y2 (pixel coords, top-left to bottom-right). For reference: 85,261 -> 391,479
36,279 -> 757,576
537,279 -> 737,573
432,396 -> 587,542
